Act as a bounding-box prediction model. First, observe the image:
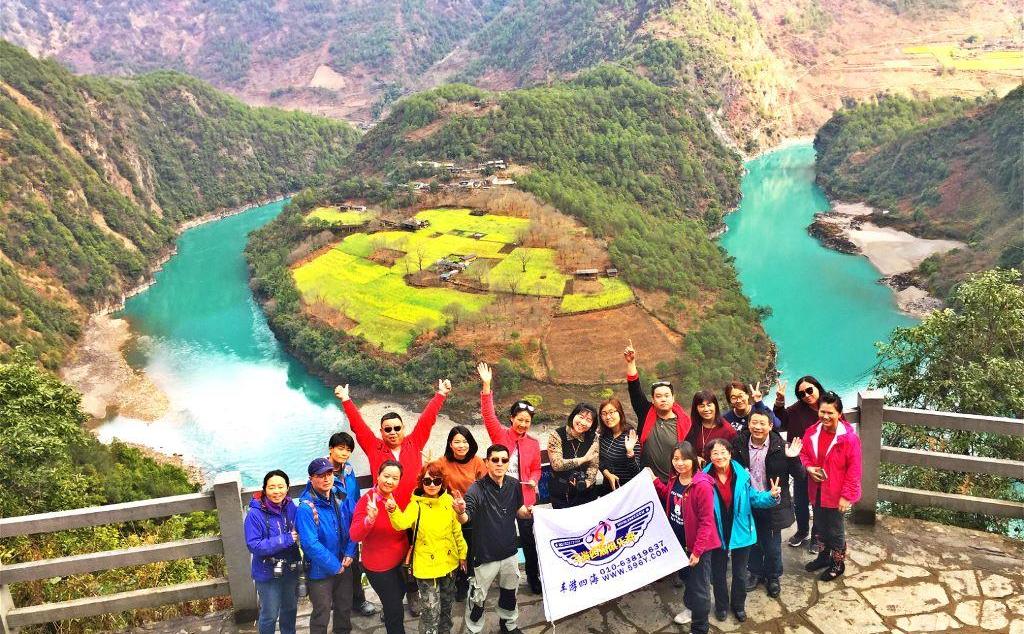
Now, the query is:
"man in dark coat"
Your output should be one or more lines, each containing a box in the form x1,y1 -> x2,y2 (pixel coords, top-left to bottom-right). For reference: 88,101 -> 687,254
731,412 -> 804,597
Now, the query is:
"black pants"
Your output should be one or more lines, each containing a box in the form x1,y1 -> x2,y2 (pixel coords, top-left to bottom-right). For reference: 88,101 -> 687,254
684,552 -> 713,634
814,505 -> 846,552
366,565 -> 407,634
517,517 -> 540,587
308,568 -> 353,634
792,470 -> 810,535
456,525 -> 475,595
710,546 -> 750,613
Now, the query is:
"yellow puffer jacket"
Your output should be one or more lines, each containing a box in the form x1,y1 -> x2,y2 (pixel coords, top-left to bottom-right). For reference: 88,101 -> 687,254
387,492 -> 467,579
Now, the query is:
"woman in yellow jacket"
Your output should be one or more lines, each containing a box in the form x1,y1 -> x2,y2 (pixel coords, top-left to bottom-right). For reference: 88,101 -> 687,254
386,462 -> 468,634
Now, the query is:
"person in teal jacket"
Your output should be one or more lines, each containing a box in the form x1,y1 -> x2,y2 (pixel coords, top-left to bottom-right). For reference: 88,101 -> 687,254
703,438 -> 781,624
297,458 -> 359,634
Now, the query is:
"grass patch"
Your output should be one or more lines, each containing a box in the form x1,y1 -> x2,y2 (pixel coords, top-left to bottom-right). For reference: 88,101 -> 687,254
904,45 -> 1024,72
306,206 -> 374,226
488,248 -> 568,296
560,277 -> 634,313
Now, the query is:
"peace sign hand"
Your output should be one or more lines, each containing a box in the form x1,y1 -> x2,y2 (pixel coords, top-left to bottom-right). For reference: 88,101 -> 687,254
452,494 -> 466,515
785,437 -> 803,458
750,381 -> 763,402
775,379 -> 788,401
769,477 -> 782,499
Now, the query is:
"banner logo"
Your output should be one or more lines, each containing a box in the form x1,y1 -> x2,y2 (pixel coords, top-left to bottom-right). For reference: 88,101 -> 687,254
549,501 -> 654,567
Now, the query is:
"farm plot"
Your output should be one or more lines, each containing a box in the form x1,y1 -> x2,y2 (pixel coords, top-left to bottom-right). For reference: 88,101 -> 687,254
488,248 -> 569,296
415,208 -> 529,243
560,277 -> 634,313
293,244 -> 492,353
903,45 -> 1024,72
305,206 -> 374,226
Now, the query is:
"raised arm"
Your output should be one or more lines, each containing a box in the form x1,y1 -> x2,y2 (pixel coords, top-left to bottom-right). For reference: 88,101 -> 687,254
478,362 -> 505,442
409,379 -> 450,450
336,385 -> 378,454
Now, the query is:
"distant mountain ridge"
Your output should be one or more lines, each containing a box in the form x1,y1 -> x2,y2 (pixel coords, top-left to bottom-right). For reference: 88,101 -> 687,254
814,87 -> 1023,297
6,0 -> 1018,149
0,40 -> 359,367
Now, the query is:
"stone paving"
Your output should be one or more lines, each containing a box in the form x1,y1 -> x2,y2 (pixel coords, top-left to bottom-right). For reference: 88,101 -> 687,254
129,515 -> 1024,634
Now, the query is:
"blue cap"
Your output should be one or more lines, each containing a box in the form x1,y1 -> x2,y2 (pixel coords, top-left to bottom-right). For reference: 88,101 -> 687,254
308,457 -> 334,476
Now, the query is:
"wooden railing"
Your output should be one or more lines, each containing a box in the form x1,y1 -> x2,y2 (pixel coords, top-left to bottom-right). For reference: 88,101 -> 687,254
852,391 -> 1024,524
1,397 -> 1021,631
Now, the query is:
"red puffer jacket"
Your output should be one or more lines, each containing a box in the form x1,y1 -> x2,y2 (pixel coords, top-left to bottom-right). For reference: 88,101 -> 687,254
481,392 -> 542,507
800,420 -> 862,509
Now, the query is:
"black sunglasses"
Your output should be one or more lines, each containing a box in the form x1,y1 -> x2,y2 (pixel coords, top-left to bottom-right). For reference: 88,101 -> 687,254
799,387 -> 816,397
421,476 -> 443,486
382,425 -> 403,434
489,457 -> 510,464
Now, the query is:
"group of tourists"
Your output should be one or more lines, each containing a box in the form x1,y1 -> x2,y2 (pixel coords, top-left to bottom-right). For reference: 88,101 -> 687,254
243,342 -> 863,634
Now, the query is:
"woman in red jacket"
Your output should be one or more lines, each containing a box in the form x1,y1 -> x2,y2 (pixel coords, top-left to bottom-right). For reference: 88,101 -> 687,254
799,392 -> 862,581
477,361 -> 543,595
651,442 -> 719,634
351,461 -> 410,634
686,390 -> 736,464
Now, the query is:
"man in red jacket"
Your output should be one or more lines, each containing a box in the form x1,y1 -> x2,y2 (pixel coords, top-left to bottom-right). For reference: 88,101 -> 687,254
334,379 -> 451,507
623,340 -> 692,479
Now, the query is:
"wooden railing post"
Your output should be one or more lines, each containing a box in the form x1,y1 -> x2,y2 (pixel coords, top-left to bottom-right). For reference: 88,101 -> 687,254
213,472 -> 257,623
1,582 -> 17,634
853,390 -> 885,525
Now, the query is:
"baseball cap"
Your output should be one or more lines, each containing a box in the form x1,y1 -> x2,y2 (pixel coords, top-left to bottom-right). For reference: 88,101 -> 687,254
308,457 -> 334,476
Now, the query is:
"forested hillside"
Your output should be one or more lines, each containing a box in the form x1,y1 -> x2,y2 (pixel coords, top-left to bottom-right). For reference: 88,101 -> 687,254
0,41 -> 359,367
815,87 -> 1023,297
247,68 -> 774,395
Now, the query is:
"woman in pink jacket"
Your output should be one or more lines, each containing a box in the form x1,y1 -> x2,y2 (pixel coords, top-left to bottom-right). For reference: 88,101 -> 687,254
477,362 -> 543,594
799,391 -> 862,581
652,442 -> 720,634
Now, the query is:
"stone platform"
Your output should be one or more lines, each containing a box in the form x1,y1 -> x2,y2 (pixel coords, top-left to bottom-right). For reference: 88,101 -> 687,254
129,516 -> 1024,634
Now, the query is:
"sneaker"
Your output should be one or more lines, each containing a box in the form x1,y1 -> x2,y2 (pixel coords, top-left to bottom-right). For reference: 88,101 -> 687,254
500,619 -> 524,634
766,578 -> 781,597
732,608 -> 747,623
805,550 -> 831,572
355,600 -> 377,616
714,608 -> 727,622
673,608 -> 692,625
787,532 -> 809,548
807,539 -> 821,554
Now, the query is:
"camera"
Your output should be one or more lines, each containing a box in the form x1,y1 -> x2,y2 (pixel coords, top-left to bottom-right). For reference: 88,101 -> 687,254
270,557 -> 301,578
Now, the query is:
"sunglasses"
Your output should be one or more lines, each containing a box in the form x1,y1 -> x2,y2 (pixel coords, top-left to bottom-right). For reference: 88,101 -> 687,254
799,387 -> 816,397
511,401 -> 536,414
382,425 -> 403,434
489,457 -> 510,464
651,381 -> 673,391
421,476 -> 443,487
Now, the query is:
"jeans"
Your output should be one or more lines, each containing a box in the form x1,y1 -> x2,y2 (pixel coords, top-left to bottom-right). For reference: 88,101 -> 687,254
255,572 -> 299,634
684,552 -> 713,634
417,573 -> 456,634
517,517 -> 539,588
792,470 -> 810,535
748,513 -> 783,580
366,565 -> 407,634
307,568 -> 353,634
710,546 -> 750,613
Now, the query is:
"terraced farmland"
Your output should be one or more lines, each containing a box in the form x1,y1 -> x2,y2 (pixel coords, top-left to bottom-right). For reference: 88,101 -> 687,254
305,206 -> 375,226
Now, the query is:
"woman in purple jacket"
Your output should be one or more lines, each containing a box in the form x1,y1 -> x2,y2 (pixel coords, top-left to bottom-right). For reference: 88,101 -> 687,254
245,470 -> 302,634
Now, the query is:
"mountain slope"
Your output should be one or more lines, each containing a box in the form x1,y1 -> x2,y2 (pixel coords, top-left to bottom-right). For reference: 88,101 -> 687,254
247,68 -> 774,396
0,41 -> 358,367
814,87 -> 1023,296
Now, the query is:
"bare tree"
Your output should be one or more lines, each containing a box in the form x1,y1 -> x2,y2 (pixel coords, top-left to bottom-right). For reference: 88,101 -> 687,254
414,242 -> 429,272
512,248 -> 532,273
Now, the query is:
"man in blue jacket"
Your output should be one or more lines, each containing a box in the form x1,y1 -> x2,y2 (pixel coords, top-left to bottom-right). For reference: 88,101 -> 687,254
298,457 -> 358,634
328,432 -> 378,618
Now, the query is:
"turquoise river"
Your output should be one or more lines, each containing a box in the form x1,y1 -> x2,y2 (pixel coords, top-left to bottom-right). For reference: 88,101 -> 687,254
96,143 -> 915,485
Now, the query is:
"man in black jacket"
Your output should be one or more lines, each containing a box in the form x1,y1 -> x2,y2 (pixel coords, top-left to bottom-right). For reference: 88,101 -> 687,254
731,412 -> 804,597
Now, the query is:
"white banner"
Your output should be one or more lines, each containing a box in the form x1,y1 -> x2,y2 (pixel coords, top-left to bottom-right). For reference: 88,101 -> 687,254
533,475 -> 687,622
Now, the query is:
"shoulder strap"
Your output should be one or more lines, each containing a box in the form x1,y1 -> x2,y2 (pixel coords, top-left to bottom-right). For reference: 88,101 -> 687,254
300,499 -> 320,526
405,504 -> 422,566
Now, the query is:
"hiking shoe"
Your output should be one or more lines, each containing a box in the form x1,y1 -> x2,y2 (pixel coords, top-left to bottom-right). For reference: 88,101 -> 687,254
355,600 -> 377,616
787,532 -> 809,547
805,550 -> 831,572
673,608 -> 692,624
745,574 -> 761,591
766,577 -> 781,597
807,539 -> 821,554
733,608 -> 747,623
714,608 -> 727,622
